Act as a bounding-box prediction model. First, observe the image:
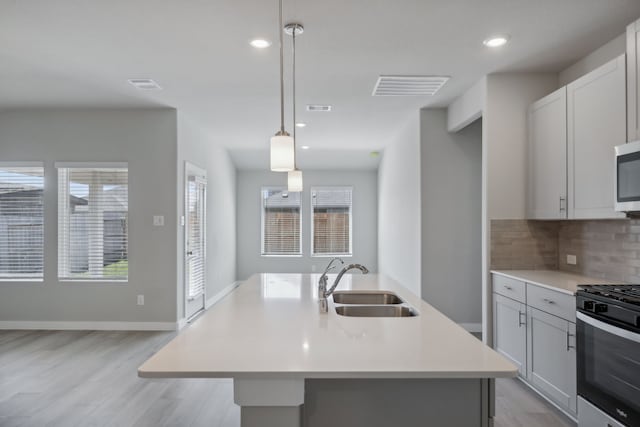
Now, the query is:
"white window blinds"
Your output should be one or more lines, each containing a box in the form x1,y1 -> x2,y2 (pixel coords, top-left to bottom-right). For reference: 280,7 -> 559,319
0,164 -> 44,280
261,188 -> 301,255
57,164 -> 128,281
312,187 -> 352,256
186,176 -> 206,299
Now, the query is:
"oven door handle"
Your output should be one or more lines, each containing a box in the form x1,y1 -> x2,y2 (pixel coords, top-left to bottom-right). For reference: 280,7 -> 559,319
577,312 -> 640,344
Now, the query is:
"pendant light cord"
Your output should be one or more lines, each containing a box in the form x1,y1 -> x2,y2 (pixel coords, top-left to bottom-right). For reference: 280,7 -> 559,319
278,0 -> 285,134
292,24 -> 297,166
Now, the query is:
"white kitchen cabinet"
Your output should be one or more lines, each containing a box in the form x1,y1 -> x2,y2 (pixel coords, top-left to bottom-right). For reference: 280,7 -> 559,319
567,55 -> 626,219
628,18 -> 640,142
527,307 -> 577,417
493,294 -> 527,377
528,55 -> 626,220
527,87 -> 568,219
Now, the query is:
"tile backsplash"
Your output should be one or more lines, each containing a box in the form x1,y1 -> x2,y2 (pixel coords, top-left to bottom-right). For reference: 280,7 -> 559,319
491,219 -> 640,283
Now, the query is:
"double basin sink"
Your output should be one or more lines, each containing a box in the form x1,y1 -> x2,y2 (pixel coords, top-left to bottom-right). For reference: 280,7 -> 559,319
332,291 -> 418,317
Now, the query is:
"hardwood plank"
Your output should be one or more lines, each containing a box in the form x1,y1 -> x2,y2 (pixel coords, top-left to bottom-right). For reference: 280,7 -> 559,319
0,331 -> 574,427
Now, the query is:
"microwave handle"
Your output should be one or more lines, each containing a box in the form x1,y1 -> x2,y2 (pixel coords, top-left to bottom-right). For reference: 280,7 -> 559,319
577,312 -> 640,343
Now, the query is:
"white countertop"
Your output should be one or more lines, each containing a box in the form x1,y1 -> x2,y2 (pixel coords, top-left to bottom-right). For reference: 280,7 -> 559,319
491,270 -> 616,295
139,273 -> 517,380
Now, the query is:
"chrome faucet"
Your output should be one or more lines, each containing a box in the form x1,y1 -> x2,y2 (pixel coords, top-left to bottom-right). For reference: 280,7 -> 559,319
318,260 -> 369,313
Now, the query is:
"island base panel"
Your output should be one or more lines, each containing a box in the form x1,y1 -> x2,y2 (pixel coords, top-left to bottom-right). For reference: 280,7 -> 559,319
303,378 -> 494,427
241,406 -> 302,427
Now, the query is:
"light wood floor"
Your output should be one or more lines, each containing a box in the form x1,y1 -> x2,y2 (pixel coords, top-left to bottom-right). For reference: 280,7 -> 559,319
0,330 -> 575,427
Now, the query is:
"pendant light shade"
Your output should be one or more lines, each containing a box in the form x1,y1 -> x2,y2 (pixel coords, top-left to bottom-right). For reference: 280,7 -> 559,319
288,169 -> 303,192
270,133 -> 295,172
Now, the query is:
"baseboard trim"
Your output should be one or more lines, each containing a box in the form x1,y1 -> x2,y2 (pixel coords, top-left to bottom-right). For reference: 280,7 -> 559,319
205,281 -> 240,310
0,321 -> 178,331
459,323 -> 482,333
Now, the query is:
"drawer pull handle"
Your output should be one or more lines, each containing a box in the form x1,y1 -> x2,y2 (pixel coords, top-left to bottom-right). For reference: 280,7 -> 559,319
504,286 -> 513,290
543,298 -> 555,305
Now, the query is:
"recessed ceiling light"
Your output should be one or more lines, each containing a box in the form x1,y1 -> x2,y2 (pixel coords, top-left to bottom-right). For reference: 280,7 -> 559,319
127,79 -> 162,90
301,146 -> 310,150
483,36 -> 510,48
295,122 -> 307,128
250,39 -> 272,48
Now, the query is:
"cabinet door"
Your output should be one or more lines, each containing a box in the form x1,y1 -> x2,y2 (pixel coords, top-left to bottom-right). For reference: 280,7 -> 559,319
528,87 -> 567,219
493,294 -> 527,377
527,307 -> 577,416
628,19 -> 640,142
567,55 -> 626,219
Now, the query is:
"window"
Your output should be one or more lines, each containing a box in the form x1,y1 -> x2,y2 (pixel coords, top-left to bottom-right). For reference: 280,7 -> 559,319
311,187 -> 352,256
0,164 -> 44,280
57,163 -> 128,281
261,187 -> 301,256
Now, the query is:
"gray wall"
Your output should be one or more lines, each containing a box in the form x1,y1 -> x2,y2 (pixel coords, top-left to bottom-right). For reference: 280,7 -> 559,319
0,109 -> 178,322
377,113 -> 422,296
420,110 -> 482,325
236,170 -> 378,280
177,113 -> 237,318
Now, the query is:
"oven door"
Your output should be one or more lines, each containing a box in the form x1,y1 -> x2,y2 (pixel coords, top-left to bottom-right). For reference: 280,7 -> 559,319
615,140 -> 640,212
577,311 -> 640,426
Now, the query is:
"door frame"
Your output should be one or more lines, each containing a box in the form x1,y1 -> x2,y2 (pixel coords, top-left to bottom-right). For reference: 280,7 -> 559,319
184,161 -> 207,320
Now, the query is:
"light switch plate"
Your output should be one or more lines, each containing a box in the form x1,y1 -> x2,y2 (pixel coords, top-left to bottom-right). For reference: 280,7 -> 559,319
137,295 -> 144,305
153,215 -> 165,226
566,254 -> 577,265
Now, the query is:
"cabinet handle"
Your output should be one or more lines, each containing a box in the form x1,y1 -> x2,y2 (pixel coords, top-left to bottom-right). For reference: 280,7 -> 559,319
566,331 -> 575,351
504,285 -> 513,290
559,196 -> 566,212
518,311 -> 526,328
543,298 -> 555,305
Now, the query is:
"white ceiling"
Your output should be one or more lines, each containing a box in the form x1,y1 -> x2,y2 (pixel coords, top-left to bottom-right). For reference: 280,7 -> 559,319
1,0 -> 640,169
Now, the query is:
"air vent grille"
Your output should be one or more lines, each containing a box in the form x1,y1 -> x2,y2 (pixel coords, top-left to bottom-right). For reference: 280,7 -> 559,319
306,104 -> 332,112
372,75 -> 449,96
128,79 -> 162,90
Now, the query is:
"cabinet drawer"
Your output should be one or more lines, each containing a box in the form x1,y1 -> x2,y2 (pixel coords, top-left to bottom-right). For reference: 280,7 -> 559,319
493,275 -> 526,303
526,284 -> 575,322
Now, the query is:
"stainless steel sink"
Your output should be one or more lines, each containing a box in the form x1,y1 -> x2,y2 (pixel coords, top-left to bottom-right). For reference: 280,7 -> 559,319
332,291 -> 404,305
334,305 -> 418,317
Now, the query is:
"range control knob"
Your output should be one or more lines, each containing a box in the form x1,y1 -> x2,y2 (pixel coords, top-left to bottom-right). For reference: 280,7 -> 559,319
583,301 -> 594,311
594,303 -> 608,313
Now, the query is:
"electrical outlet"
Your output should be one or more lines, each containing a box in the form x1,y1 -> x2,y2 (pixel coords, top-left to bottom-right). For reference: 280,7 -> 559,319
566,254 -> 577,265
153,215 -> 164,226
137,295 -> 144,306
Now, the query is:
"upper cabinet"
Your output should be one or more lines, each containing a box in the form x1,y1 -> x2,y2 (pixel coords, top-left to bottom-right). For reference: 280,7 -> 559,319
528,88 -> 568,219
567,55 -> 626,219
528,55 -> 626,220
628,18 -> 640,142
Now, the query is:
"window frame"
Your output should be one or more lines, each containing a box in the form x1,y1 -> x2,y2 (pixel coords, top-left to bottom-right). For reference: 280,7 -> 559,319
0,161 -> 45,282
56,161 -> 129,283
260,186 -> 303,257
310,186 -> 353,258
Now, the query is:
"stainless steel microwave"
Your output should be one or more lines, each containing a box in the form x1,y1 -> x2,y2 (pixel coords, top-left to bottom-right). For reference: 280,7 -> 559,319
615,140 -> 640,213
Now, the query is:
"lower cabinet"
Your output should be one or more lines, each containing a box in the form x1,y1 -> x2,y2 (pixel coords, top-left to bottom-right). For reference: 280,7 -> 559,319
527,307 -> 577,416
492,273 -> 578,420
493,294 -> 527,377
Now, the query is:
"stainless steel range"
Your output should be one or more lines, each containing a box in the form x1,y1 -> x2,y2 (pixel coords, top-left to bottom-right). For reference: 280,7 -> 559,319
576,285 -> 640,427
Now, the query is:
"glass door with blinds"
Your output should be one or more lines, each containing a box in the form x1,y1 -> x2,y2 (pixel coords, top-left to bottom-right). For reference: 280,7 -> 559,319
185,163 -> 207,320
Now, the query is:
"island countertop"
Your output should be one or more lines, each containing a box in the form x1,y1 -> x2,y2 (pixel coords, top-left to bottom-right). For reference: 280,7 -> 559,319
139,273 -> 517,380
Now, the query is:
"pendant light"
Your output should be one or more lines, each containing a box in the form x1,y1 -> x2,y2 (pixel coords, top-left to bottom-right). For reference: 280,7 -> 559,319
285,22 -> 304,192
270,0 -> 295,172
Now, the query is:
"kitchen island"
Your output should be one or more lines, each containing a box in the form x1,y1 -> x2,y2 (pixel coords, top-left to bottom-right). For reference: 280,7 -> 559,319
139,273 -> 516,427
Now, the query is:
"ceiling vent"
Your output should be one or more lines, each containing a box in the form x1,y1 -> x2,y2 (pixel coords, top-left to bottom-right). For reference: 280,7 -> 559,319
372,75 -> 449,96
127,79 -> 162,90
306,104 -> 332,112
